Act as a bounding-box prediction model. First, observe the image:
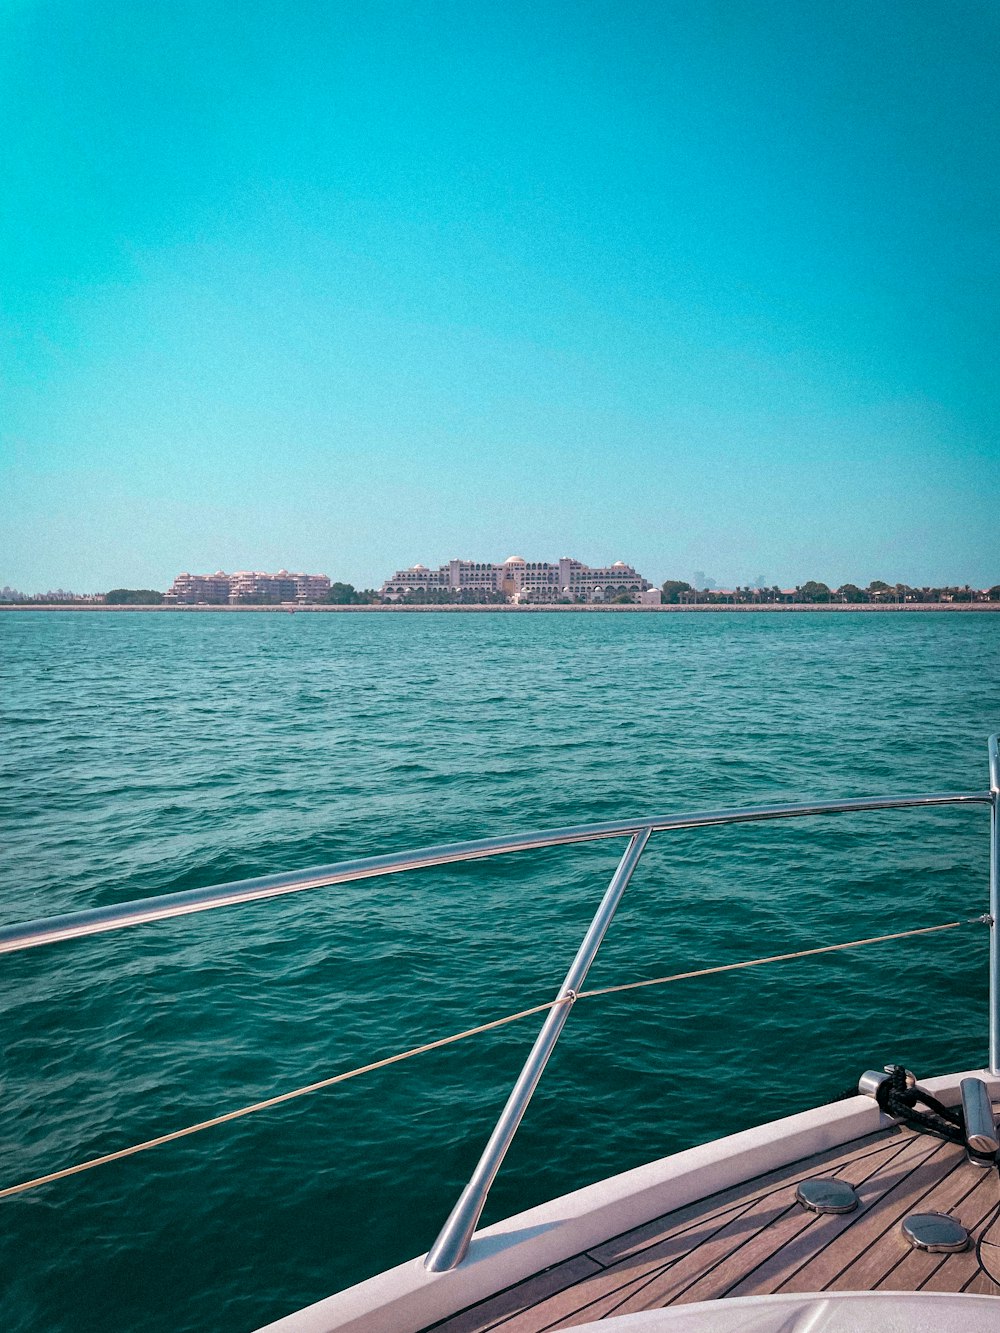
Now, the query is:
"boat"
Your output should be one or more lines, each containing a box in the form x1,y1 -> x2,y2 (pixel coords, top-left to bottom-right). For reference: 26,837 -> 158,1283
2,736 -> 998,1331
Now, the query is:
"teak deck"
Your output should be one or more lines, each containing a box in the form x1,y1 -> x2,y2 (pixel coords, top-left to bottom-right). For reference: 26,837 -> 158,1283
425,1119 -> 1000,1332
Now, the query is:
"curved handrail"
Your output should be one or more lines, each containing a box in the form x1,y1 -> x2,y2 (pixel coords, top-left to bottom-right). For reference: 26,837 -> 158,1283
0,789 -> 989,956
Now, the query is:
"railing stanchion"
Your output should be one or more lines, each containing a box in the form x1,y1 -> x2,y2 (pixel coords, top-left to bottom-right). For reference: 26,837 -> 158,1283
424,828 -> 652,1273
989,735 -> 999,1076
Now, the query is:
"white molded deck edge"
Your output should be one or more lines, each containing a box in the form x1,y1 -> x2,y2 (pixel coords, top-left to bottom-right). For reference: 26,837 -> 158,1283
255,1068 -> 1000,1333
569,1291 -> 1000,1332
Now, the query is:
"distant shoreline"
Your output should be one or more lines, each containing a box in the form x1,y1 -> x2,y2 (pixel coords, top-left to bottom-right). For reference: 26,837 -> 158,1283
5,602 -> 1000,614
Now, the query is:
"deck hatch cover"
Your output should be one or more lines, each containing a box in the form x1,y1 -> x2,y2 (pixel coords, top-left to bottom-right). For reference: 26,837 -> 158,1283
901,1211 -> 971,1253
794,1178 -> 860,1214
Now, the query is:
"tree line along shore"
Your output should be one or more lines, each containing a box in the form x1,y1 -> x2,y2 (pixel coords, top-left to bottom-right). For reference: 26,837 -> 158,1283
3,578 -> 1000,608
5,602 -> 1000,614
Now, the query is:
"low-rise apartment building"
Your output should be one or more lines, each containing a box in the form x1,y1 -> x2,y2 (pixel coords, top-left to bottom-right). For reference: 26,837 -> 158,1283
165,572 -> 233,604
165,570 -> 331,604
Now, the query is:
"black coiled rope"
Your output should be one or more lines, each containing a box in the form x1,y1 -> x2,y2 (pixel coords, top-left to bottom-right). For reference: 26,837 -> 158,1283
878,1066 -> 1000,1288
877,1064 -> 967,1147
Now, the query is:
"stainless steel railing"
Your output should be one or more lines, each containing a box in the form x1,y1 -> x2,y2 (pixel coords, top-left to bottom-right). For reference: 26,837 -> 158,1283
1,738 -> 997,1272
425,827 -> 651,1272
0,792 -> 989,955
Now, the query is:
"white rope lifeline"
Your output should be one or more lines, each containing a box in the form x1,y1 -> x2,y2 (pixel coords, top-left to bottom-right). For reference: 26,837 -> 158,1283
0,918 -> 970,1201
576,920 -> 964,999
0,997 -> 564,1201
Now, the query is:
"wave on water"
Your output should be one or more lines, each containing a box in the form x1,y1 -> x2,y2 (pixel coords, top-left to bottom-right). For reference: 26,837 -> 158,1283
0,610 -> 997,1332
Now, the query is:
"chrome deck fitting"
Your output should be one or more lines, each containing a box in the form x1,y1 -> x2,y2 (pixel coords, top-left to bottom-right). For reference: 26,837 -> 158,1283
901,1212 -> 971,1253
795,1178 -> 860,1214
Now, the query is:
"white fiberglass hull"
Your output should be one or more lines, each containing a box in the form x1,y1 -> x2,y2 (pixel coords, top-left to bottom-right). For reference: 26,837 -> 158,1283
258,1068 -> 1000,1333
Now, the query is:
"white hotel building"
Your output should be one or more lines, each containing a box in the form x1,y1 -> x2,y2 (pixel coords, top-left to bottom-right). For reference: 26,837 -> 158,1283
380,556 -> 653,603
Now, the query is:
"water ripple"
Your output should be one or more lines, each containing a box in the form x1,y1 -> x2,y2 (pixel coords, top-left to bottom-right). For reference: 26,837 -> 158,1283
0,609 -> 997,1332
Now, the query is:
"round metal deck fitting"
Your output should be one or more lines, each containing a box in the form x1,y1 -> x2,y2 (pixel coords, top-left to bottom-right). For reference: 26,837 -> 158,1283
794,1178 -> 860,1215
901,1212 -> 971,1253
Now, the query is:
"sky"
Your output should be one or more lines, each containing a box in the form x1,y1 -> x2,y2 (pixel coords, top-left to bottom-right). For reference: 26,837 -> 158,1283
2,0 -> 998,592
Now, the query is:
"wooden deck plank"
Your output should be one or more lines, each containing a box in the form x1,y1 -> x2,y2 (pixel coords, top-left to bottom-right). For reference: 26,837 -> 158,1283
552,1139 -> 925,1327
962,1269 -> 1000,1296
460,1168 -> 823,1333
921,1249 -> 994,1293
486,1194 -> 780,1332
661,1198 -> 822,1307
614,1134 -> 940,1313
586,1128 -> 900,1267
968,1243 -> 1000,1293
668,1127 -> 936,1306
421,1112 -> 1000,1333
875,1167 -> 1000,1292
717,1129 -> 941,1299
461,1137 -> 913,1332
825,1148 -> 981,1291
919,1200 -> 1000,1296
776,1138 -> 963,1294
423,1256 -> 604,1333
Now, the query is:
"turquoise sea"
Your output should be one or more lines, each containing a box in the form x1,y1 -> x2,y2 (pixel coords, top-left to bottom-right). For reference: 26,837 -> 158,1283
1,609 -> 998,1332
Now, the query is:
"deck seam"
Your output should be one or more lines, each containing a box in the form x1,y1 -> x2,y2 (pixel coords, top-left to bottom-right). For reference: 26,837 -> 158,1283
711,1131 -> 932,1302
522,1183 -> 801,1331
556,1133 -> 924,1324
759,1135 -> 949,1296
417,1259 -> 605,1333
589,1199 -> 803,1323
664,1131 -> 931,1307
759,1136 -> 948,1296
563,1136 -> 921,1326
886,1164 -> 1000,1293
419,1121 -> 1000,1333
817,1142 -> 963,1292
580,1128 -> 901,1268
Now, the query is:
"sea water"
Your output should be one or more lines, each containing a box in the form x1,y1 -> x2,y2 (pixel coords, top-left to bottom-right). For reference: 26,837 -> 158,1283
1,609 -> 997,1332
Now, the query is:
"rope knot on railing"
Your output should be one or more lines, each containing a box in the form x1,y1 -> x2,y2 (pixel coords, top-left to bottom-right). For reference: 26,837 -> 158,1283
0,914 -> 981,1206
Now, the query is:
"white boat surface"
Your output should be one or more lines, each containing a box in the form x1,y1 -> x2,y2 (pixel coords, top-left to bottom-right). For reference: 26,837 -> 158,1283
256,1069 -> 1000,1332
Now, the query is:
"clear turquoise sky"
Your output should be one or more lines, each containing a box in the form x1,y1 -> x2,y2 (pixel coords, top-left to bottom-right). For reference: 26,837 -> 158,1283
2,1 -> 998,592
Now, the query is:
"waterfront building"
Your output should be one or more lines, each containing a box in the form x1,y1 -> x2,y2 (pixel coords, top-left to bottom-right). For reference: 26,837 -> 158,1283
380,556 -> 652,603
227,570 -> 331,604
165,570 -> 331,604
165,572 -> 233,604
